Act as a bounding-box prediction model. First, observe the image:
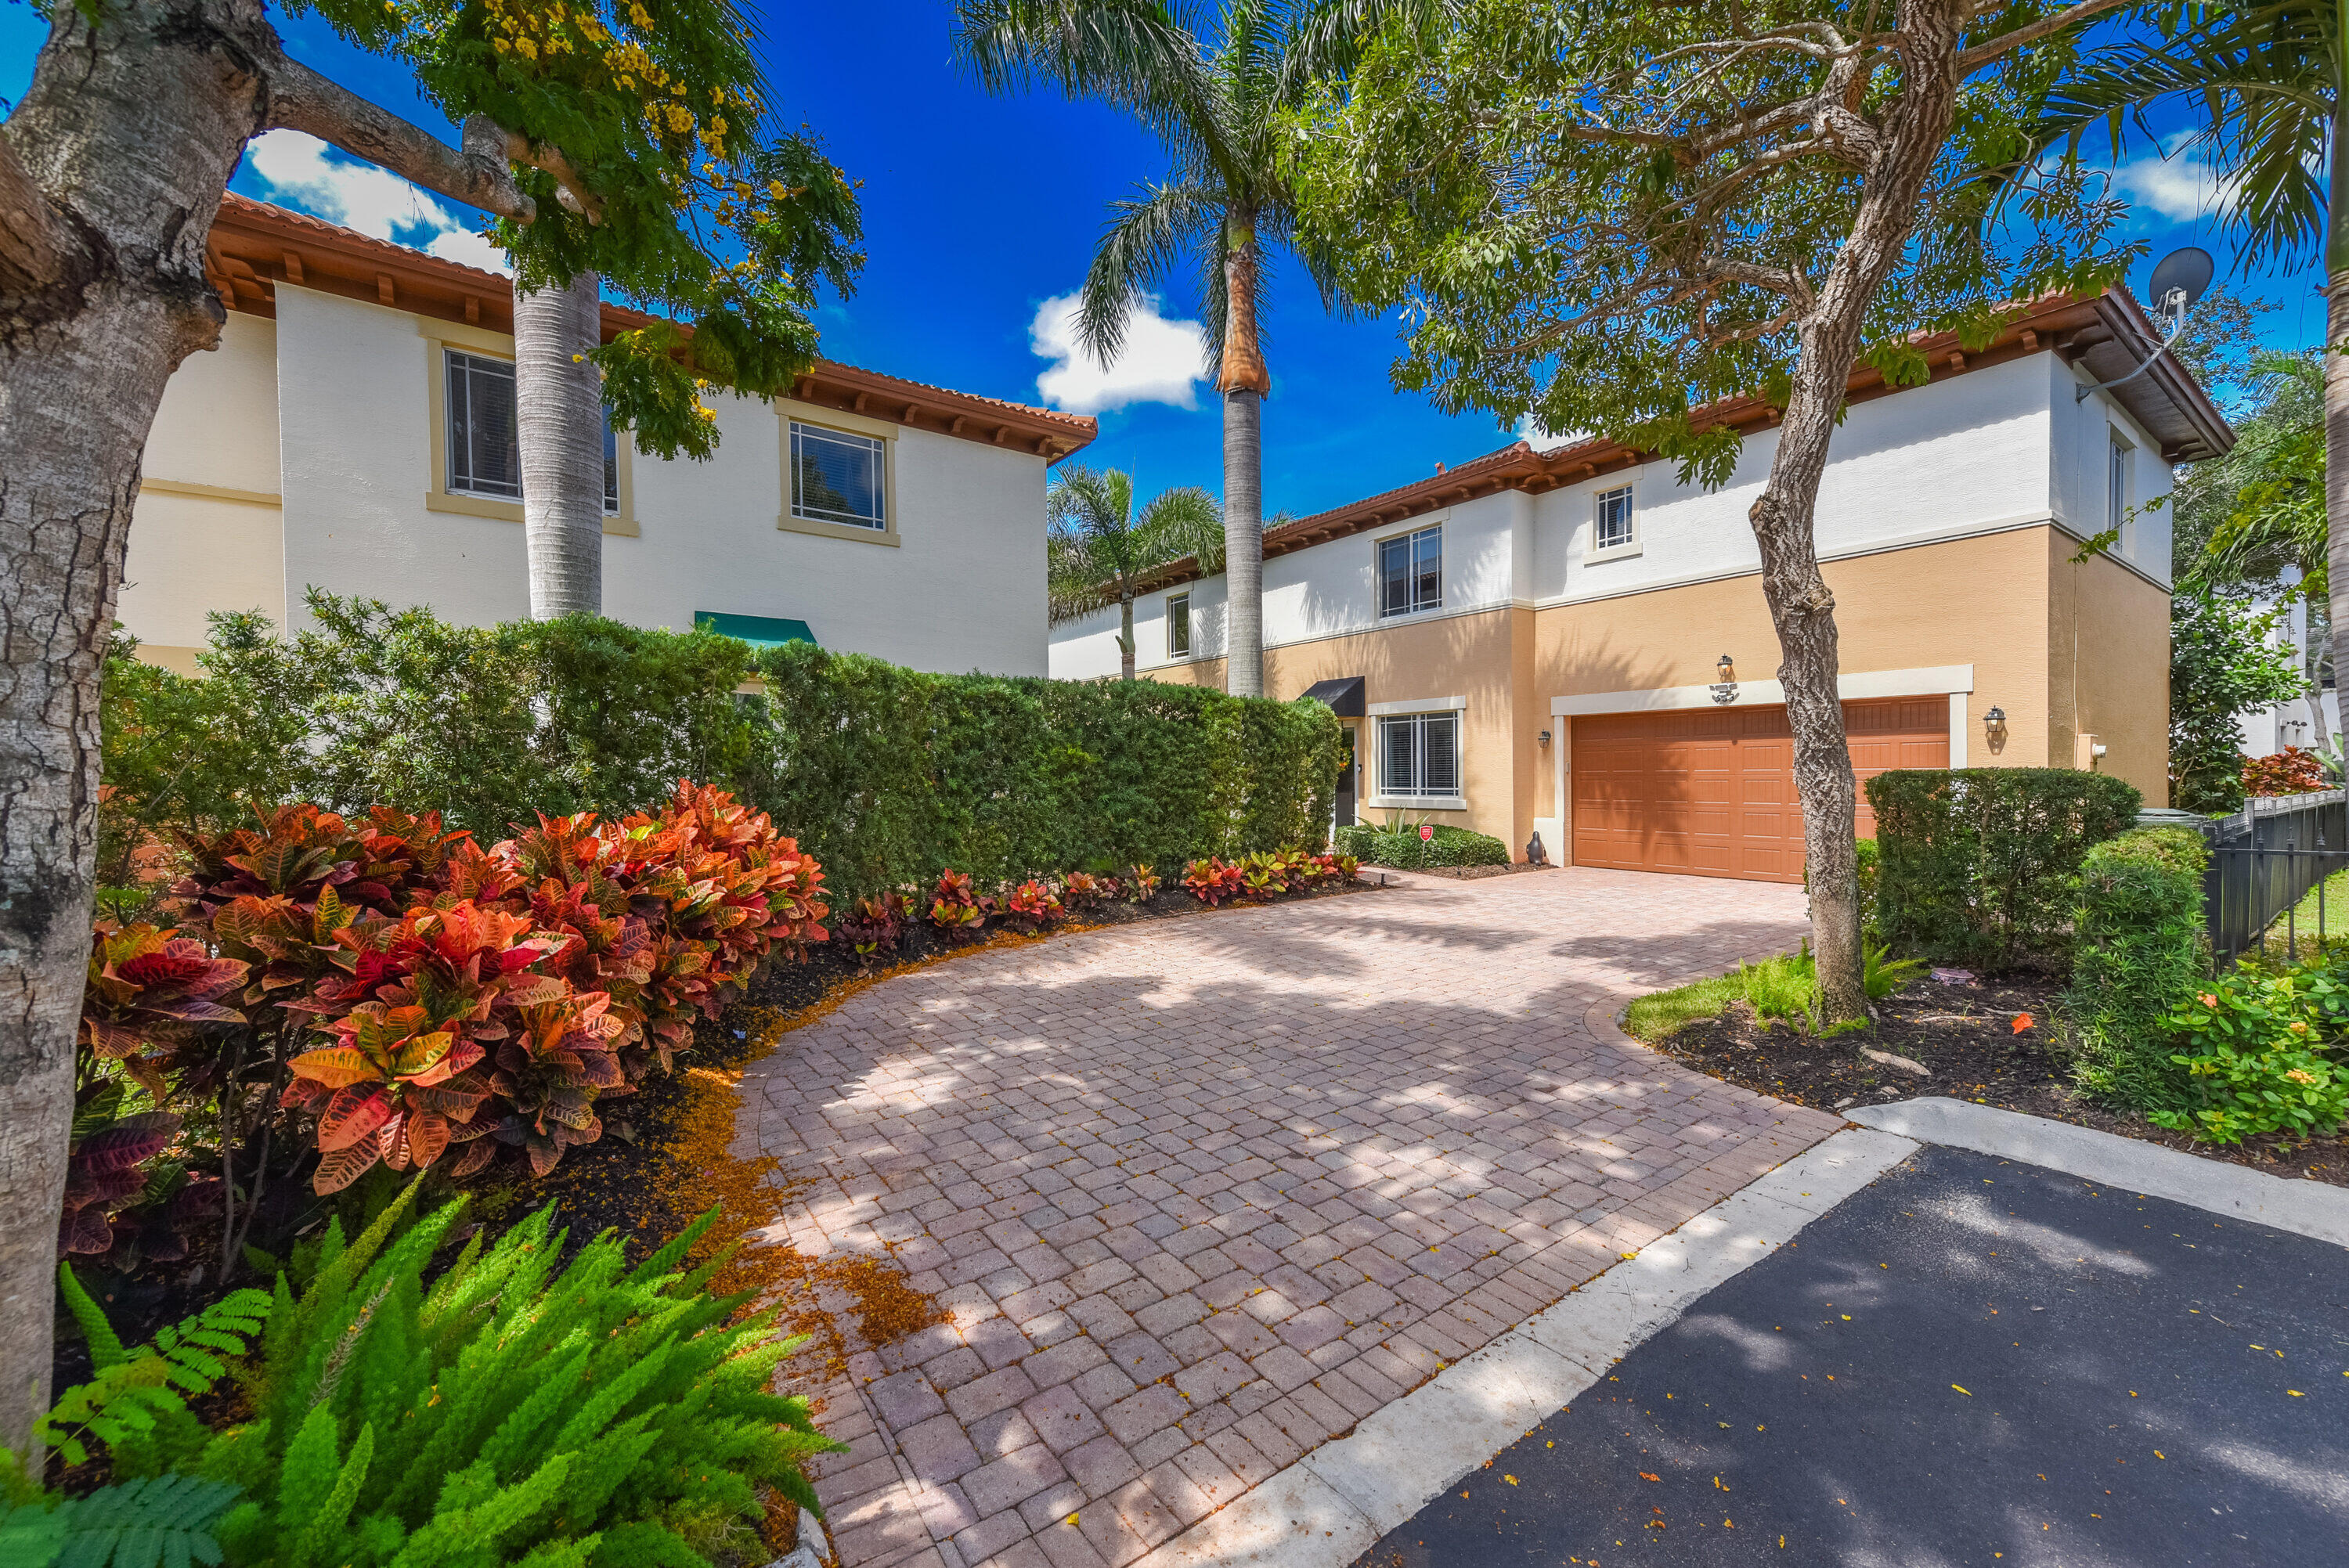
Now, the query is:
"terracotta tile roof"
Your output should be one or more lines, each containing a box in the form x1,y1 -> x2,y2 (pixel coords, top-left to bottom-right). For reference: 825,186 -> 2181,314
204,193 -> 1095,458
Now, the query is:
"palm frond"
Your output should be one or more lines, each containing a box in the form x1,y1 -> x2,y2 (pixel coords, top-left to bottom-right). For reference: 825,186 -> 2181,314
1135,484 -> 1227,574
953,0 -> 1235,170
1078,181 -> 1221,367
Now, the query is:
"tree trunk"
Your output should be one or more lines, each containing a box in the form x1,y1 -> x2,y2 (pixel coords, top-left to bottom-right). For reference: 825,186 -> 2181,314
1749,1 -> 1968,1026
2325,108 -> 2349,781
516,270 -> 605,619
1119,593 -> 1136,681
0,0 -> 270,1458
1218,213 -> 1271,700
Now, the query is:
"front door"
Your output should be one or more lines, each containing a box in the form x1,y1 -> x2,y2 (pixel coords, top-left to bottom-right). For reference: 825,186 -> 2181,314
1336,726 -> 1359,826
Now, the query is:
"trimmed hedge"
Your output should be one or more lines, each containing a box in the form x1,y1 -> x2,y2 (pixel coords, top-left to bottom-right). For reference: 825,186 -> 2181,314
1866,768 -> 2142,965
2068,827 -> 2210,1112
752,642 -> 1341,896
1333,821 -> 1512,869
102,597 -> 1342,905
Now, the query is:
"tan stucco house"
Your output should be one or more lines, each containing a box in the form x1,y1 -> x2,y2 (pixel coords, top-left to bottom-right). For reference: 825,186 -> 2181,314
127,196 -> 1095,678
1050,289 -> 2228,882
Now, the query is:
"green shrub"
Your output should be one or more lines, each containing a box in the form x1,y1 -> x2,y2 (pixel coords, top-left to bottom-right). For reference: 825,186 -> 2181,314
101,599 -> 1341,900
1333,821 -> 1511,869
754,642 -> 1341,896
2069,828 -> 2211,1111
1867,768 -> 2142,965
1802,837 -> 1882,934
16,1185 -> 842,1568
2148,961 -> 2349,1142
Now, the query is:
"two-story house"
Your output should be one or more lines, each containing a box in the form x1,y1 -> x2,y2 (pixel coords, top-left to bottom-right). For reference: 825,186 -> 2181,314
1050,288 -> 2229,881
126,196 -> 1096,676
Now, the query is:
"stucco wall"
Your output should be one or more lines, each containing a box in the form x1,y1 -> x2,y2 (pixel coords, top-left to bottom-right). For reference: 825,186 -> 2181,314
123,311 -> 287,661
2049,532 -> 2174,804
128,285 -> 1055,676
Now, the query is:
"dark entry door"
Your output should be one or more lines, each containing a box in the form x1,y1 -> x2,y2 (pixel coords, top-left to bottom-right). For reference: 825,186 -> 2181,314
1336,726 -> 1358,826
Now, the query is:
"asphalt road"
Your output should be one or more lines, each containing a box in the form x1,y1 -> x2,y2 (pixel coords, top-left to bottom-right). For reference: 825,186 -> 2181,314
1354,1143 -> 2347,1567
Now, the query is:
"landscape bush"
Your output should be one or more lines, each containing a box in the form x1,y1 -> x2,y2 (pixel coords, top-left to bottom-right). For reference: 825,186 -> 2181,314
2243,746 -> 2329,796
10,1185 -> 839,1568
2069,828 -> 2211,1111
2149,961 -> 2349,1143
104,600 -> 1342,906
70,782 -> 824,1275
1333,820 -> 1512,870
1866,768 -> 2142,966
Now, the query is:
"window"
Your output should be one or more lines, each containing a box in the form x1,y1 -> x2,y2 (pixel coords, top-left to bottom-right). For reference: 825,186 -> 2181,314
446,349 -> 520,500
1167,593 -> 1191,658
1378,526 -> 1442,618
1594,485 -> 1636,553
1379,712 -> 1460,799
446,348 -> 620,514
790,420 -> 886,529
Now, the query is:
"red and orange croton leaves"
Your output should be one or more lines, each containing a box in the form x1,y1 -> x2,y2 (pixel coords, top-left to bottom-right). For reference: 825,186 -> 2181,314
81,925 -> 249,1094
284,1001 -> 493,1193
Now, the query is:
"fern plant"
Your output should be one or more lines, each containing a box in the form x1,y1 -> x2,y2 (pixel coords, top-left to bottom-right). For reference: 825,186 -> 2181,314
0,1473 -> 243,1568
39,1268 -> 270,1471
190,1181 -> 842,1566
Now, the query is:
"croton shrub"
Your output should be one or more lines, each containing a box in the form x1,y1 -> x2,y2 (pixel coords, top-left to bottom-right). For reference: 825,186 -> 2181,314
2242,746 -> 2329,797
70,782 -> 825,1263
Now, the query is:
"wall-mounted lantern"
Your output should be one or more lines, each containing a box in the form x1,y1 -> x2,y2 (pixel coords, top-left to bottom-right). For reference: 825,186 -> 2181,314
1538,729 -> 1553,748
1717,654 -> 1735,682
1983,705 -> 2008,755
1709,654 -> 1739,705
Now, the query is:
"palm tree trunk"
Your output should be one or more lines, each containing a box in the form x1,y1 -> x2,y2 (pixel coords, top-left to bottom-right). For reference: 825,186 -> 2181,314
1219,213 -> 1272,699
515,270 -> 605,619
1120,592 -> 1136,681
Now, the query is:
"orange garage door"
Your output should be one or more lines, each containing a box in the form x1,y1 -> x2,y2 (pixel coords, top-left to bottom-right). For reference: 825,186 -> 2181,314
1570,697 -> 1950,882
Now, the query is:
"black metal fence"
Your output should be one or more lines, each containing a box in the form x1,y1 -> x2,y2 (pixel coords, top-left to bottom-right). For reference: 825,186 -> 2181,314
2205,788 -> 2349,963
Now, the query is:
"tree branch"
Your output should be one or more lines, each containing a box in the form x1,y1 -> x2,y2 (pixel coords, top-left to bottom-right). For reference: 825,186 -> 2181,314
265,58 -> 538,222
503,132 -> 605,225
0,128 -> 76,294
1955,0 -> 2140,72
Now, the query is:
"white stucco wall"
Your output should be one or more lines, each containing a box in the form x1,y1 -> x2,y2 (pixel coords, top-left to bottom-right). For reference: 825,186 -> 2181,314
1052,351 -> 2177,679
129,285 -> 1055,676
122,312 -> 287,651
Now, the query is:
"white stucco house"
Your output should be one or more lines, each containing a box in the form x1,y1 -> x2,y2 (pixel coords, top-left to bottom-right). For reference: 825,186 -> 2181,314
128,196 -> 1096,676
1051,288 -> 2228,875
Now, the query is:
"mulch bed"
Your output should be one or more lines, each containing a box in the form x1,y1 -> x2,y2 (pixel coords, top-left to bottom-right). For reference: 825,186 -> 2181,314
1642,969 -> 2349,1189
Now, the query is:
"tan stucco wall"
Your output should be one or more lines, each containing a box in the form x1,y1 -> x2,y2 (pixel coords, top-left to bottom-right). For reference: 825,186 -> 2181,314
1131,525 -> 2171,860
2049,532 -> 2173,805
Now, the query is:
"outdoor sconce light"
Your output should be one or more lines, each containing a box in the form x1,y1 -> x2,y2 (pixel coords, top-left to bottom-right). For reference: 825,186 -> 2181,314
1716,654 -> 1735,682
1984,705 -> 2007,728
1538,729 -> 1553,748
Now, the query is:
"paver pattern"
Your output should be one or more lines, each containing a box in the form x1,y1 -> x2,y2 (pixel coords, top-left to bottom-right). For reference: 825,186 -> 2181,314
742,867 -> 1841,1568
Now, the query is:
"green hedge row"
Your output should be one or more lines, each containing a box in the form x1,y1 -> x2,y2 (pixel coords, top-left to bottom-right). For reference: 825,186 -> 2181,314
1865,767 -> 2142,966
1333,821 -> 1512,869
2067,827 -> 2210,1110
100,595 -> 1342,903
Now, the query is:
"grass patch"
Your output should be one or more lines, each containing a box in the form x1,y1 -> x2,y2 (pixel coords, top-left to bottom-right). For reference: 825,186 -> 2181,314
1622,972 -> 1743,1043
1621,943 -> 1929,1043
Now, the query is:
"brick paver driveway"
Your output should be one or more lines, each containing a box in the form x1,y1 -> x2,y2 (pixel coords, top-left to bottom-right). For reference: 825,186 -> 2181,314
742,867 -> 1840,1568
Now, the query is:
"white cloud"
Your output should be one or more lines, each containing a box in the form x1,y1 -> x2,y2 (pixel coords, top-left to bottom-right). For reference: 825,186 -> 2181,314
241,128 -> 510,275
2109,132 -> 2242,224
1516,416 -> 1586,452
1030,291 -> 1205,414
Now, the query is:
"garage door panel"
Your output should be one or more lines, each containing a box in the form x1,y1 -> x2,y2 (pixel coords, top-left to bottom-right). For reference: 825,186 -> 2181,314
1571,697 -> 1950,883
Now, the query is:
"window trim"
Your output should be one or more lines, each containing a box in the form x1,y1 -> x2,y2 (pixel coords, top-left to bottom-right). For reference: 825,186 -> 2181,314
1166,591 -> 1192,659
1366,695 -> 1468,810
1589,482 -> 1639,561
1375,522 -> 1444,619
420,323 -> 637,535
2107,427 -> 2134,550
777,399 -> 901,547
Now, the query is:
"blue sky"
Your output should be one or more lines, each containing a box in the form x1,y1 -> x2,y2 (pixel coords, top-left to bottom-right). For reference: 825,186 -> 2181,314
1,4 -> 2326,518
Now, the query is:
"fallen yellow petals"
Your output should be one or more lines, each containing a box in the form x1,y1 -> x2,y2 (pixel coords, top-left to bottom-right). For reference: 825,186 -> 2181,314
1952,1384 -> 1972,1395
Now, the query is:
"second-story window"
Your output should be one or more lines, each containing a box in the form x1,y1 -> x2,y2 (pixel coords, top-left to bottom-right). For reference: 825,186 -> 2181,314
446,350 -> 521,500
1379,525 -> 1442,618
2108,431 -> 2129,536
791,420 -> 886,529
1594,485 -> 1636,552
446,348 -> 619,514
1167,593 -> 1192,658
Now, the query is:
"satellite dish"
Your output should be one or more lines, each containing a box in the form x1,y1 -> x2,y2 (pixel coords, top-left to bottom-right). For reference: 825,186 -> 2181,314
2148,246 -> 2215,313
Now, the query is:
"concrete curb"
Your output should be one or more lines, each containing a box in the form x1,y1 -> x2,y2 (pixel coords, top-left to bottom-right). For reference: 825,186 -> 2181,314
1849,1095 -> 2349,1249
1128,1126 -> 1918,1568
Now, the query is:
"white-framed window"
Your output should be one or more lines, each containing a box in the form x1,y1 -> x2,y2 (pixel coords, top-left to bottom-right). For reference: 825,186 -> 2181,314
1379,712 -> 1460,799
1593,485 -> 1636,553
445,348 -> 619,513
790,420 -> 886,530
2108,430 -> 2132,547
1167,592 -> 1191,658
1378,525 -> 1442,618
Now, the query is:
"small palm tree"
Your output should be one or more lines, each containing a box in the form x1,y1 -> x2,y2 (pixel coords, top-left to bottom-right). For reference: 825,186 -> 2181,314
1048,466 -> 1225,679
957,0 -> 1395,697
2030,2 -> 2349,748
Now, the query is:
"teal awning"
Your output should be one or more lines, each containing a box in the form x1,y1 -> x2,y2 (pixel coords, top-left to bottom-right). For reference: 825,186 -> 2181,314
696,612 -> 816,649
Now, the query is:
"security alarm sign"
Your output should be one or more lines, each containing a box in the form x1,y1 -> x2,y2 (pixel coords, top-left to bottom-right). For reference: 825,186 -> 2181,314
1420,824 -> 1434,842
